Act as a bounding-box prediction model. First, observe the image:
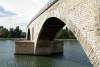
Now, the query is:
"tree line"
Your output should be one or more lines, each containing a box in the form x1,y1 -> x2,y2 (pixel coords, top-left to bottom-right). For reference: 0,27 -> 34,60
0,26 -> 26,38
56,27 -> 76,39
0,26 -> 76,39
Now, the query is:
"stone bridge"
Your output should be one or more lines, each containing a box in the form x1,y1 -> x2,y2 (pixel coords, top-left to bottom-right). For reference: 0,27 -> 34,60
15,0 -> 100,66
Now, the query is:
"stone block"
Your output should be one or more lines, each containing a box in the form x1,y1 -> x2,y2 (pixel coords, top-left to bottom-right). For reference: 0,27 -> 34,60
15,41 -> 34,55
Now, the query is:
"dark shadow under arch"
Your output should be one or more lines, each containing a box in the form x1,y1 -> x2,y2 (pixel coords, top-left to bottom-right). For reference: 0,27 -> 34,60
27,28 -> 31,40
38,17 -> 65,41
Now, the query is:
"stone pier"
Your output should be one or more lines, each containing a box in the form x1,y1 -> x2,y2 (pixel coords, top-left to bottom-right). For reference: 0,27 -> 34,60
15,40 -> 63,55
15,41 -> 34,55
35,40 -> 64,55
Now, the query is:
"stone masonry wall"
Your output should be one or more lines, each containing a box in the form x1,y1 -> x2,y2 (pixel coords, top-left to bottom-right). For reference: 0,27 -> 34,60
15,41 -> 34,54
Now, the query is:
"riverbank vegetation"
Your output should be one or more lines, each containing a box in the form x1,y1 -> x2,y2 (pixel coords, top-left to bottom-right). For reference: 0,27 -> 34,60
0,26 -> 76,39
56,28 -> 76,39
0,26 -> 26,38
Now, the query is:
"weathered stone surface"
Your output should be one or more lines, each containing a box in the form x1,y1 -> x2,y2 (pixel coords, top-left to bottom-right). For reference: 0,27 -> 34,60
35,40 -> 63,55
15,41 -> 34,54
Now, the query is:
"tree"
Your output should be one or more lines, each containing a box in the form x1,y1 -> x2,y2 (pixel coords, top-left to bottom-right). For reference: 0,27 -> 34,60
14,26 -> 22,38
0,26 -> 9,38
0,26 -> 26,38
55,28 -> 76,39
8,28 -> 14,38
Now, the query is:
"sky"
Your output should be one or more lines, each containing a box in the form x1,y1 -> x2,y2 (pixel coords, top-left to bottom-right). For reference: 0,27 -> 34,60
0,0 -> 49,31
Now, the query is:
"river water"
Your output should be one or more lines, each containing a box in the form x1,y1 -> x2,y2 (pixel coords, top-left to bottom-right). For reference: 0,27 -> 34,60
0,40 -> 92,67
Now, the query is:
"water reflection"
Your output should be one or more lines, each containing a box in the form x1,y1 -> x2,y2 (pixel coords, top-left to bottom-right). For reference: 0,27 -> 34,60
0,40 -> 92,67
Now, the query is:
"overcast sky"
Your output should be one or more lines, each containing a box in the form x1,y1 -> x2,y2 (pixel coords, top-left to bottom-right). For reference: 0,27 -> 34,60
0,0 -> 49,31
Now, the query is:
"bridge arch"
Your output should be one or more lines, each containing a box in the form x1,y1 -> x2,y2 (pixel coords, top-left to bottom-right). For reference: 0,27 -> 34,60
35,17 -> 77,55
37,17 -> 66,41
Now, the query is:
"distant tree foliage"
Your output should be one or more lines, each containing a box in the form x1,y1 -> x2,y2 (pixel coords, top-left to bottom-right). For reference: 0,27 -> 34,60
0,26 -> 26,38
55,27 -> 76,39
0,26 -> 75,39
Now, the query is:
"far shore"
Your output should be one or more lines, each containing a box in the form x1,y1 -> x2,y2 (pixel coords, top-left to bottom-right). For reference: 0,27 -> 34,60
0,38 -> 76,41
0,38 -> 25,40
55,39 -> 77,41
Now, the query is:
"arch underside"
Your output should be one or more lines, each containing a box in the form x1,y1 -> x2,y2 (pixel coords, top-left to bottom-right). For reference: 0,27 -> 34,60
37,17 -> 65,41
35,17 -> 65,55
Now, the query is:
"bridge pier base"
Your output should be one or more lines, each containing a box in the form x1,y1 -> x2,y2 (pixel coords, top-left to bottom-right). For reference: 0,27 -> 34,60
35,40 -> 64,55
15,41 -> 34,55
15,40 -> 63,56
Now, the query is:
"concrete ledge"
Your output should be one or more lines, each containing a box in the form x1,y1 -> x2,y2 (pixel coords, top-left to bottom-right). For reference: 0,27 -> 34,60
15,40 -> 34,55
